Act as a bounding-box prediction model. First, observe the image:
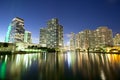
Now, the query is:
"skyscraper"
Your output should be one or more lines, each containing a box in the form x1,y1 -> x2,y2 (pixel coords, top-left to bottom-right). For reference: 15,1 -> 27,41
79,30 -> 95,49
113,33 -> 120,46
24,31 -> 32,43
5,17 -> 25,43
39,28 -> 47,47
39,18 -> 63,49
70,32 -> 76,50
74,30 -> 95,50
95,26 -> 113,47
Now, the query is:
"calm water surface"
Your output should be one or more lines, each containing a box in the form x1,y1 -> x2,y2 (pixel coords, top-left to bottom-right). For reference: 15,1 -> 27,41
0,52 -> 120,80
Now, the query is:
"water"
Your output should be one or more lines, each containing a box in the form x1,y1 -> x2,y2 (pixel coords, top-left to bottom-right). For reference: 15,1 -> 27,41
0,52 -> 120,80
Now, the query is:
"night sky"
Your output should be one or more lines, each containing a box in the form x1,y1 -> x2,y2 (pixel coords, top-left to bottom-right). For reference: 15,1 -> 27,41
0,0 -> 120,44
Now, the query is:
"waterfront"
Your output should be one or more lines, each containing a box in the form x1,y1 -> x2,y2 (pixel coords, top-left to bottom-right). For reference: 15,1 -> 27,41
0,52 -> 120,80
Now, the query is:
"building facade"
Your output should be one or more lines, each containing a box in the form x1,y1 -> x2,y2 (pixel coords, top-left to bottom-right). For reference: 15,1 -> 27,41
70,32 -> 76,50
75,30 -> 95,50
39,18 -> 63,49
24,31 -> 32,43
95,27 -> 113,47
113,33 -> 120,46
39,28 -> 47,47
81,30 -> 95,49
5,17 -> 25,43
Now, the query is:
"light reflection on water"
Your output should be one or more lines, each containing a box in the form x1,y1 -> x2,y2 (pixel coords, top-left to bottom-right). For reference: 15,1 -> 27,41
0,52 -> 120,80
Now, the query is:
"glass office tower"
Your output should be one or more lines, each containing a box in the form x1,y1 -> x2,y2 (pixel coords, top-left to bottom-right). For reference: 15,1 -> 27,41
5,17 -> 25,43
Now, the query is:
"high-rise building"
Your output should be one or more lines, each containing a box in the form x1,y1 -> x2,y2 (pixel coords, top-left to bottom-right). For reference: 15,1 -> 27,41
81,30 -> 95,49
95,26 -> 113,47
75,33 -> 80,49
39,18 -> 63,49
39,28 -> 47,47
75,30 -> 95,50
113,33 -> 120,46
24,31 -> 32,43
78,31 -> 84,49
5,17 -> 25,43
70,32 -> 76,50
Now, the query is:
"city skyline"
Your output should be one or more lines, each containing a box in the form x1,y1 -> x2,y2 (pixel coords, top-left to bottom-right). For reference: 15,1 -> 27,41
0,0 -> 120,44
70,26 -> 114,51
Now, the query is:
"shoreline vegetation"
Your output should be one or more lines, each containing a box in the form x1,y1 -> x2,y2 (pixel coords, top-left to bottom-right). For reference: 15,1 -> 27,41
0,50 -> 120,55
0,47 -> 59,54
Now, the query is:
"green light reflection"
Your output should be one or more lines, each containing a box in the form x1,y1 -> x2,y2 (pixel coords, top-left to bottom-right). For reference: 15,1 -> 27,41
0,61 -> 6,79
